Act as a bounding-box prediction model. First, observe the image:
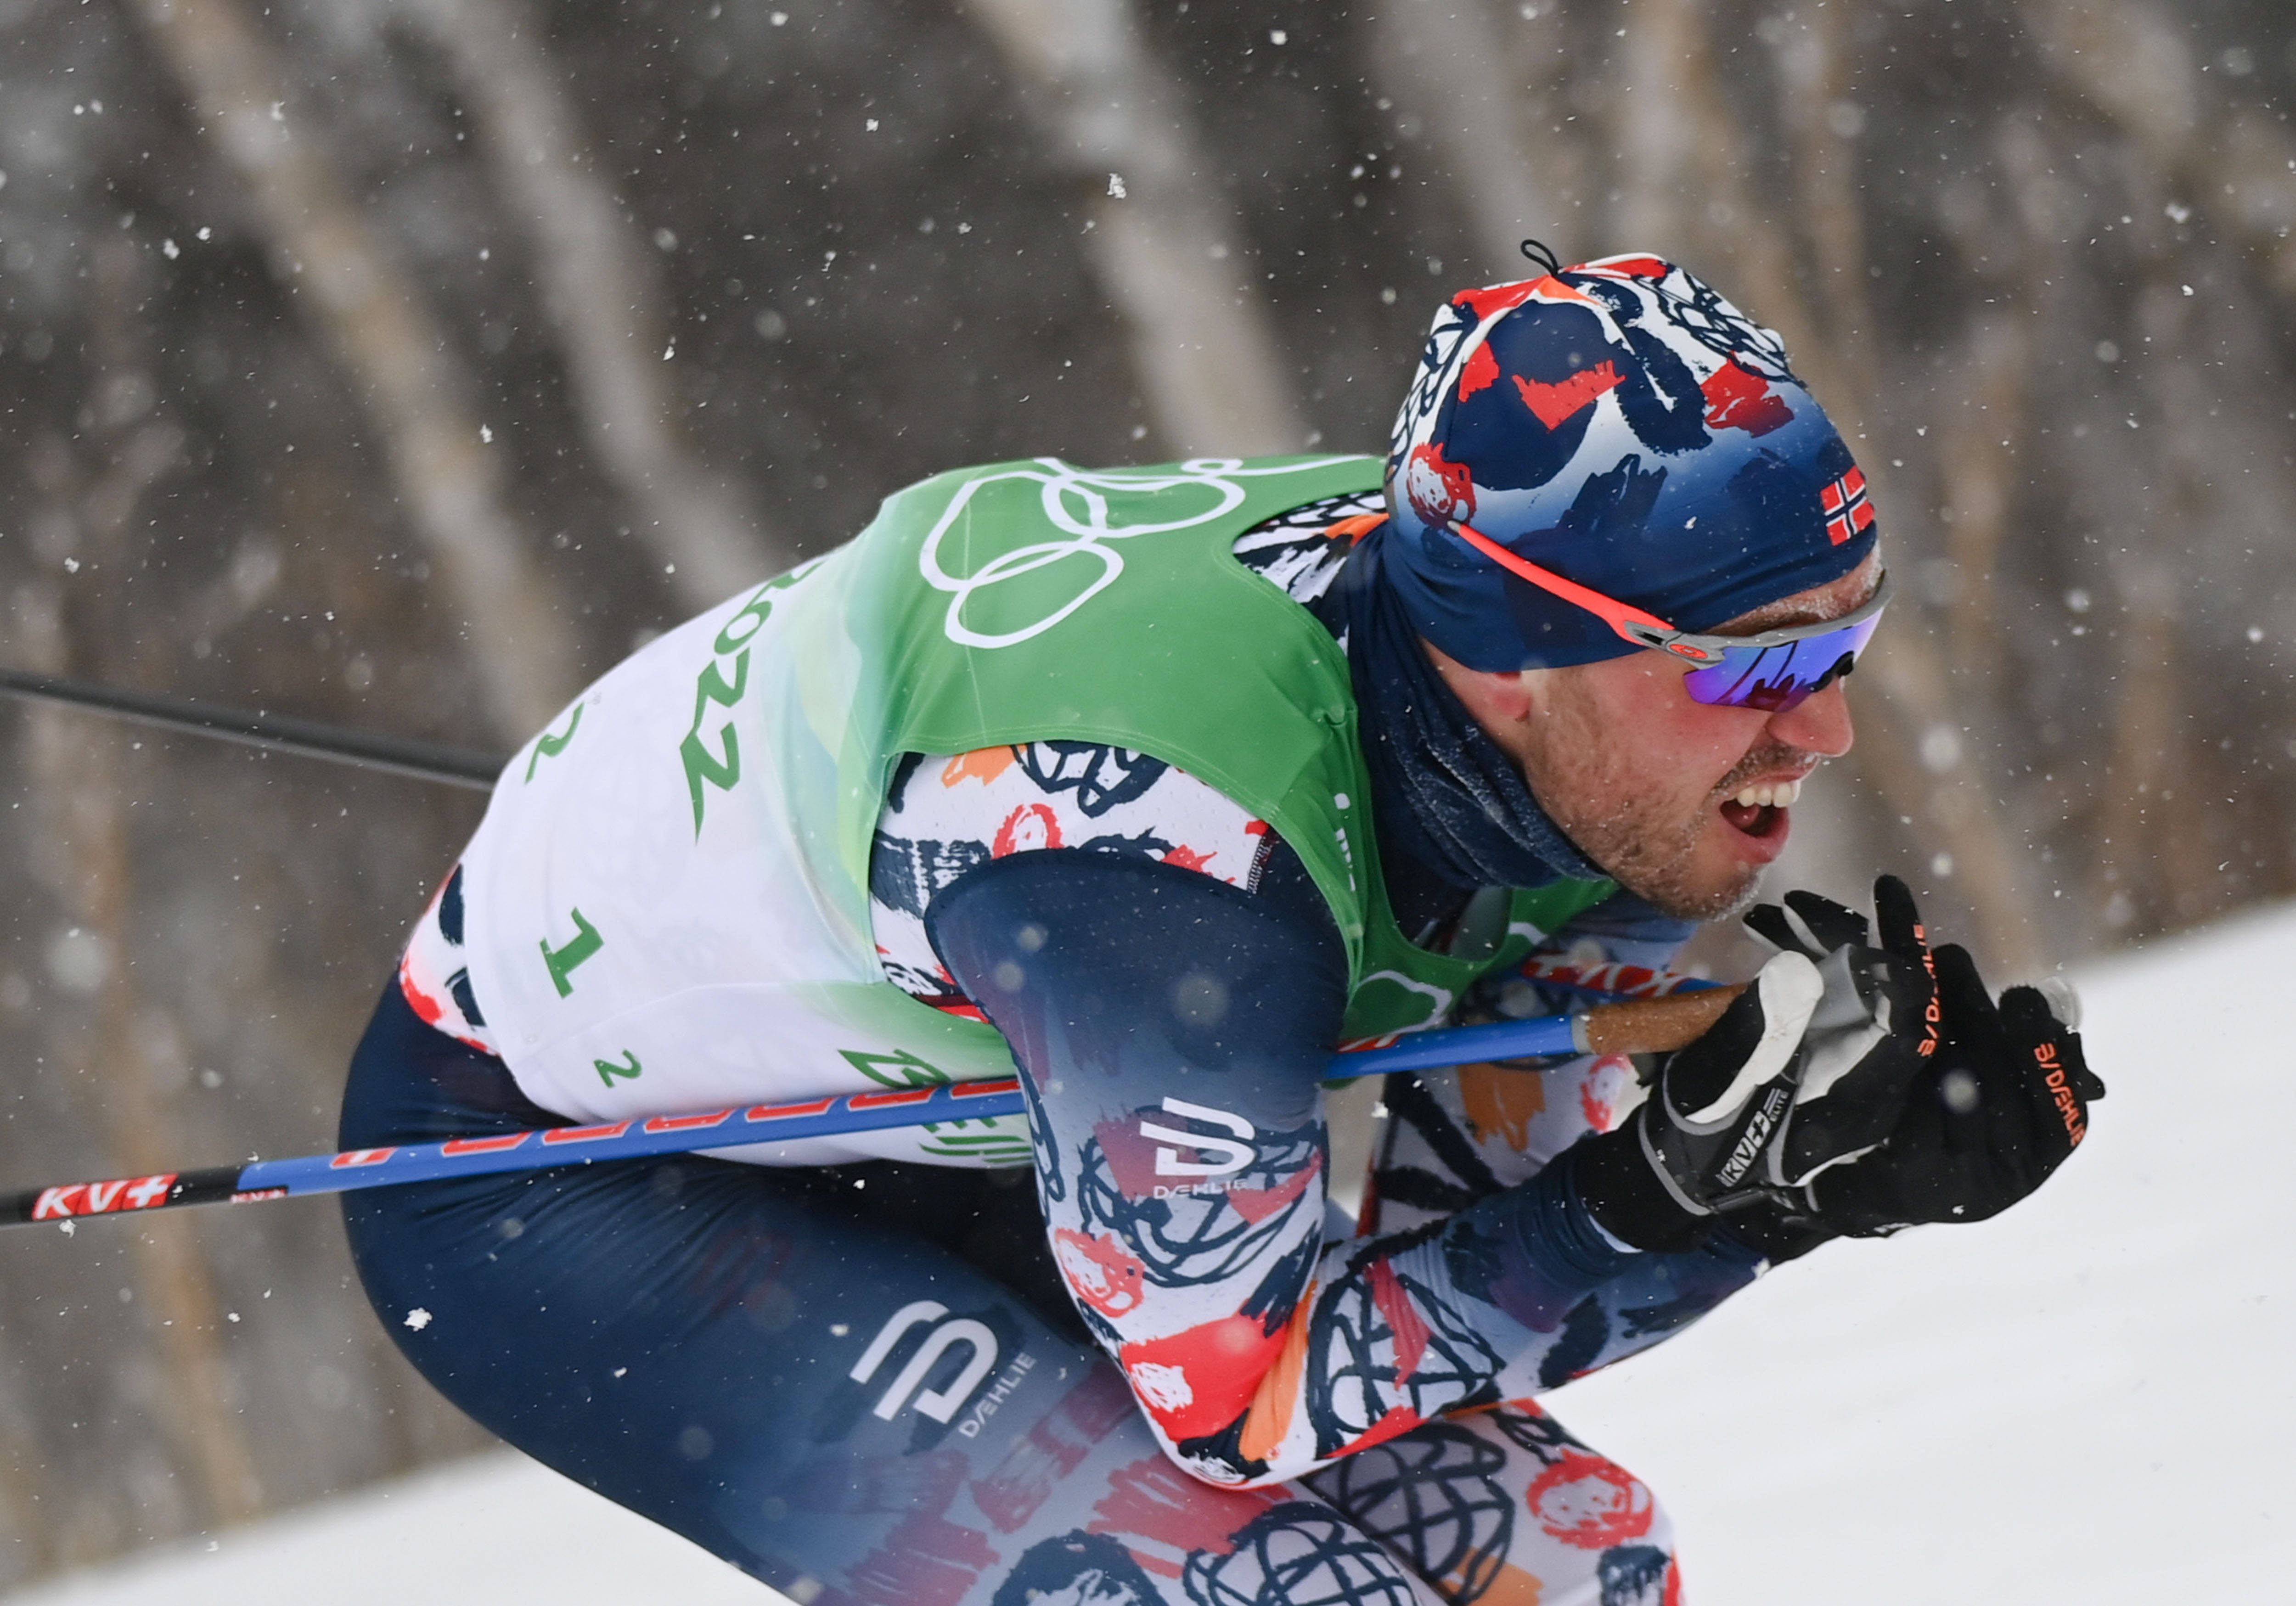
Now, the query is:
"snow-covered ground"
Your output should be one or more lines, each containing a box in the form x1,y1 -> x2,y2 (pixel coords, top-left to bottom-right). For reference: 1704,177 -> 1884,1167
6,904 -> 2289,1605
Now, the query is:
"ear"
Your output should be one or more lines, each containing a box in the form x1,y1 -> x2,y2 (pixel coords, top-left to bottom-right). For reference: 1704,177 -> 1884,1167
1474,667 -> 1542,724
1422,638 -> 1546,730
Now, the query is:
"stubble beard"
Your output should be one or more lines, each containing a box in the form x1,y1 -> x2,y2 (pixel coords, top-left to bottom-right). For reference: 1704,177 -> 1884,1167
1531,739 -> 1816,923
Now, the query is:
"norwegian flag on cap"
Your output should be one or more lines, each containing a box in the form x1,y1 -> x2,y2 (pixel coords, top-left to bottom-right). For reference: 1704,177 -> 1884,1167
1820,466 -> 1876,546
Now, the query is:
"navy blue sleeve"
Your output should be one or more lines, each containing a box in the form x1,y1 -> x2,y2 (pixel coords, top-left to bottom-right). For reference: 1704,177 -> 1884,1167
926,843 -> 1755,1487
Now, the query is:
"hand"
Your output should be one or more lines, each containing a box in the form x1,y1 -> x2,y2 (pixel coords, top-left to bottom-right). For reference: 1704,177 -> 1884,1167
1787,943 -> 2105,1235
1741,876 -> 1941,1168
1572,895 -> 1932,1251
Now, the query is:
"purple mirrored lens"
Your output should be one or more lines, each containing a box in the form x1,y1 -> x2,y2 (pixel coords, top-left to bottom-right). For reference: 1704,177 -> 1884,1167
1679,612 -> 1883,711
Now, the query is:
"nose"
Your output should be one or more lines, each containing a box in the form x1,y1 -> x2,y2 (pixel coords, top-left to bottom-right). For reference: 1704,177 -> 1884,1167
1767,676 -> 1855,757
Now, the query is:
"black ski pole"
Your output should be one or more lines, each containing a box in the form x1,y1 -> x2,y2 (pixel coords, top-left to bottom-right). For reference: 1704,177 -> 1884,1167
0,665 -> 506,791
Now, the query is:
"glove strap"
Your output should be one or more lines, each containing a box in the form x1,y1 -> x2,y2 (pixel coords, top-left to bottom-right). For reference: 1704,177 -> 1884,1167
1638,1119 -> 1716,1218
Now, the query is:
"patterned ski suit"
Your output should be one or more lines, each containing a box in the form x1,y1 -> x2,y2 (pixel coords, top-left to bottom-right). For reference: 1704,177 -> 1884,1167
349,494 -> 1750,1606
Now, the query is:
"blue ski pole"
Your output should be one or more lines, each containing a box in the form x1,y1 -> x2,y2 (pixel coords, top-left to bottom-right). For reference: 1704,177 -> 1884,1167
1,975 -> 1731,1231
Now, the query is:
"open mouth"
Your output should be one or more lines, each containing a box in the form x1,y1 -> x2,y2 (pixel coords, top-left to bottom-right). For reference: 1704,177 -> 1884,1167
1717,777 -> 1801,840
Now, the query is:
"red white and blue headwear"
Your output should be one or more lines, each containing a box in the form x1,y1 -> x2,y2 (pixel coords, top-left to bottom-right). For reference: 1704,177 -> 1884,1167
1382,252 -> 1880,672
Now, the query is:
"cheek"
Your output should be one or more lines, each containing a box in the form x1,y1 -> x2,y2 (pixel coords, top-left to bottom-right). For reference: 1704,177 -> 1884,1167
1587,685 -> 1754,798
1645,671 -> 1787,775
1528,668 -> 1762,825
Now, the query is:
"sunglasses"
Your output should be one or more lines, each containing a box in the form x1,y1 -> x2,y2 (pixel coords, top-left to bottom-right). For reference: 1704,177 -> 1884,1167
1449,520 -> 1891,713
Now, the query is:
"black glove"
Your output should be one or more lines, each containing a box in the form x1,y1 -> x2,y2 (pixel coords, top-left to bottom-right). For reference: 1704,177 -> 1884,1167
1739,876 -> 1941,1170
1573,901 -> 1932,1253
1705,874 -> 1941,1259
1791,943 -> 2105,1235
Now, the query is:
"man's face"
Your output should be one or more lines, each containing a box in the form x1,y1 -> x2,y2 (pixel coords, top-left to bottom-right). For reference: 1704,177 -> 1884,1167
1431,554 -> 1879,921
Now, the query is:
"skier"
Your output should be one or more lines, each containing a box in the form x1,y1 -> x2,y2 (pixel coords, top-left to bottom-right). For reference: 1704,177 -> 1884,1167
338,253 -> 2100,1605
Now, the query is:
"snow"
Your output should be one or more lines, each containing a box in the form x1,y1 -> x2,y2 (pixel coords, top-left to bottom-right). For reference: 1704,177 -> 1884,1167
0,1453 -> 776,1606
6,902 -> 2290,1606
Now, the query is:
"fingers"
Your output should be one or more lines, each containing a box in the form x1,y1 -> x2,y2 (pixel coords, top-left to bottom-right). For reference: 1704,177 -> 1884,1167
1785,915 -> 2100,1233
1928,943 -> 1998,1028
1995,984 -> 2056,1036
1999,986 -> 2107,1103
1749,876 -> 1931,964
1783,890 -> 1870,952
1742,902 -> 1807,955
1744,890 -> 1868,956
1958,981 -> 2092,1165
2017,1040 -> 2092,1157
1871,875 -> 1928,965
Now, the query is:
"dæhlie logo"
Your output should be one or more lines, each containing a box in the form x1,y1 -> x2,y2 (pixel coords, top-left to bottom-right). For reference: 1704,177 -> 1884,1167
847,1299 -> 1000,1424
1138,1096 -> 1257,1178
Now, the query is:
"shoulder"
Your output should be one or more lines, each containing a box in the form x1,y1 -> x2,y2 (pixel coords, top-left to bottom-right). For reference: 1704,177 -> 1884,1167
870,743 -> 1288,1008
879,743 -> 1276,889
1230,489 -> 1386,607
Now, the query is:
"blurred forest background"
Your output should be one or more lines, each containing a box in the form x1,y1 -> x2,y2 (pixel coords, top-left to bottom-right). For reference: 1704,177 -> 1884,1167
0,0 -> 2291,1585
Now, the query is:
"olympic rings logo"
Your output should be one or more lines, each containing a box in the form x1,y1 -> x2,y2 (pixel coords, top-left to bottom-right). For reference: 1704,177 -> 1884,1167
917,456 -> 1362,649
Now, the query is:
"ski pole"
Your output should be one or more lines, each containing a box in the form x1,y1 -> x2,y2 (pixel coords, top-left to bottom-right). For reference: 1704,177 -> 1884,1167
0,665 -> 506,790
1,979 -> 1734,1232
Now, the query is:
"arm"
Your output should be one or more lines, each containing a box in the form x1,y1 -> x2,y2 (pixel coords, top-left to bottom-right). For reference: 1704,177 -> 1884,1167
928,846 -> 1763,1486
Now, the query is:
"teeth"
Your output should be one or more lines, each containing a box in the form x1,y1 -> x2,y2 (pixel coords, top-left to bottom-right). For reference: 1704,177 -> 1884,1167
1730,779 -> 1803,810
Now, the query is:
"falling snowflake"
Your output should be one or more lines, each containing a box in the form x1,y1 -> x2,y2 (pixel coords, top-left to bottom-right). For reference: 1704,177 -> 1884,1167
404,1307 -> 433,1331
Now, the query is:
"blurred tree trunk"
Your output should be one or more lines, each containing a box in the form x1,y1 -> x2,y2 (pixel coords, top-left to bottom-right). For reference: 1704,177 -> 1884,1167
2027,0 -> 2296,283
2090,559 -> 2183,931
964,0 -> 1309,456
2029,0 -> 2296,938
24,717 -> 266,1532
1362,0 -> 1579,275
16,236 -> 265,1538
1932,319 -> 2028,695
1612,0 -> 1811,356
125,0 -> 576,741
404,0 -> 788,606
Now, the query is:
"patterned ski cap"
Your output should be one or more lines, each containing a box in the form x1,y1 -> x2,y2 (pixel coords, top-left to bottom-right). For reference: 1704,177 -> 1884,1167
1382,253 -> 1879,672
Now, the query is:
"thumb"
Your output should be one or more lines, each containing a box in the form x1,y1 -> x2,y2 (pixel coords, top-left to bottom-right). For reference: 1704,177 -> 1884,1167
1673,951 -> 1822,1125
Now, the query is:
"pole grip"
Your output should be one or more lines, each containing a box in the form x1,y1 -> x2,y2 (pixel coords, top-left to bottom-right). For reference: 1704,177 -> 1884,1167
1578,984 -> 1744,1057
